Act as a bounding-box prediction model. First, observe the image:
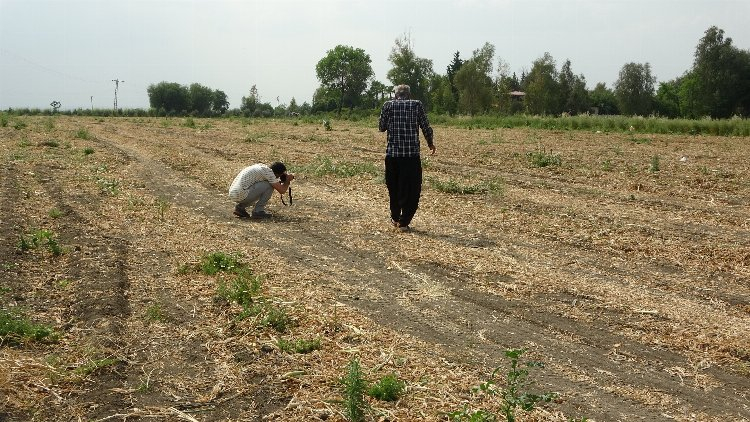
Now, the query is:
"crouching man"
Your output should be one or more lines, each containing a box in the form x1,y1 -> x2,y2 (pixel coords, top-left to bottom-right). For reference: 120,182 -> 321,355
228,161 -> 294,219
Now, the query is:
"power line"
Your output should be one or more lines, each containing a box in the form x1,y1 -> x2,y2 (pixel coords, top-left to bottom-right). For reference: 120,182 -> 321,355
112,79 -> 124,113
0,48 -> 107,85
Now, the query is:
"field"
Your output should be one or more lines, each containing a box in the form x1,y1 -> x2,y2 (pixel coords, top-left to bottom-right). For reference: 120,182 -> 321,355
1,115 -> 748,421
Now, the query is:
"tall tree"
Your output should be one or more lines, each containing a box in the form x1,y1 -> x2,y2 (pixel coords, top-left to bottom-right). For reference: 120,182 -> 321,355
240,85 -> 260,114
654,79 -> 682,118
558,60 -> 590,115
590,82 -> 619,115
524,52 -> 561,115
454,43 -> 495,115
315,45 -> 374,114
188,83 -> 214,115
614,62 -> 655,116
495,58 -> 514,114
386,34 -> 434,104
446,51 -> 463,106
212,90 -> 229,114
680,26 -> 750,118
365,80 -> 389,109
428,75 -> 456,115
147,82 -> 190,114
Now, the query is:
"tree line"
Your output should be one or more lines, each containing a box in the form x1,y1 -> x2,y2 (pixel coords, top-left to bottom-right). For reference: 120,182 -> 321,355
310,26 -> 749,119
132,25 -> 750,119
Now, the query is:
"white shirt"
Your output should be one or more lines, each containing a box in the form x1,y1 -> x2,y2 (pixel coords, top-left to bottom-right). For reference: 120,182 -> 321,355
228,164 -> 279,201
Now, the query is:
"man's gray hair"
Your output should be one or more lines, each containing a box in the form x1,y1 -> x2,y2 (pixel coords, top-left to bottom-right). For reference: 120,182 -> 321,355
394,84 -> 411,99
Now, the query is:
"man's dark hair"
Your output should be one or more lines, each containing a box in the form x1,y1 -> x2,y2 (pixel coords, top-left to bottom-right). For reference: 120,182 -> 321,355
270,161 -> 287,176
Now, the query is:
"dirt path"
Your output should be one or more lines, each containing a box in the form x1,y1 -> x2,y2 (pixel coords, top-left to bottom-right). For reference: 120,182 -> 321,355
1,116 -> 748,421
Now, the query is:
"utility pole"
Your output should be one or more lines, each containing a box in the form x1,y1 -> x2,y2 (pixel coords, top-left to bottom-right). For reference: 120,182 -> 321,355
112,79 -> 124,114
90,96 -> 94,112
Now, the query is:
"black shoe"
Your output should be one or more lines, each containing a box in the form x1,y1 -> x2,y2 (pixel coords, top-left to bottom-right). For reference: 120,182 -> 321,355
233,209 -> 250,218
251,210 -> 272,219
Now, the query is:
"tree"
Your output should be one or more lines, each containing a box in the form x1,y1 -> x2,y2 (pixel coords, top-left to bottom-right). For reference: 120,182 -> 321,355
212,90 -> 229,114
189,83 -> 214,115
614,62 -> 655,116
147,81 -> 190,114
590,83 -> 619,115
365,80 -> 389,109
315,45 -> 374,114
287,97 -> 300,115
311,86 -> 339,113
654,79 -> 682,118
429,75 -> 456,115
494,58 -> 514,114
386,34 -> 434,104
524,52 -> 561,115
557,59 -> 590,115
680,26 -> 750,118
454,42 -> 495,115
446,51 -> 463,106
240,85 -> 260,114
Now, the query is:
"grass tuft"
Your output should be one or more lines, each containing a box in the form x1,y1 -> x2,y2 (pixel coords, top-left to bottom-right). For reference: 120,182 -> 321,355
368,374 -> 405,402
0,308 -> 57,345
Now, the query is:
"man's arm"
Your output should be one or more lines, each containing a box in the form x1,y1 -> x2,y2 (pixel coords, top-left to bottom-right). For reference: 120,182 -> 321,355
417,102 -> 436,154
271,174 -> 294,194
378,101 -> 391,132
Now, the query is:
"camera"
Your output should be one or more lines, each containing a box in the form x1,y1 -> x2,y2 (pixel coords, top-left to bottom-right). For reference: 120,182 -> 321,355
279,173 -> 287,182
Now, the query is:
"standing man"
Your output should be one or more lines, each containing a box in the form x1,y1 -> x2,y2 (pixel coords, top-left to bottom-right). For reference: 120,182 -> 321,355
228,161 -> 294,219
378,84 -> 436,232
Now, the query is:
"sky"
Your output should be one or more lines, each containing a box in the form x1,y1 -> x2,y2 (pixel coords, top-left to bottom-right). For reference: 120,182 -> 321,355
1,0 -> 748,111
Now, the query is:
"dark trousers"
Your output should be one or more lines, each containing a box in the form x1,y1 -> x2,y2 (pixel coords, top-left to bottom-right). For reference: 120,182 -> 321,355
385,156 -> 422,227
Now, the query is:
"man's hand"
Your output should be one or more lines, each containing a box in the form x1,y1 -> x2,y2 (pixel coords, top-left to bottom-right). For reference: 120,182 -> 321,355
428,144 -> 436,155
284,173 -> 295,182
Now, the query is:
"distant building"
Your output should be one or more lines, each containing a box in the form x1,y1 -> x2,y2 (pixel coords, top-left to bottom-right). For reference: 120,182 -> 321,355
510,91 -> 525,101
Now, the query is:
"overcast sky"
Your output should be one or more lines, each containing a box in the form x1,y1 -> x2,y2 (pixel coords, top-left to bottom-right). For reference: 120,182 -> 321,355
1,0 -> 748,111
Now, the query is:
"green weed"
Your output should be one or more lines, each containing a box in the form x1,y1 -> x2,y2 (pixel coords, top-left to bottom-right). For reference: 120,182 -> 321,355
368,374 -> 405,402
200,251 -> 245,276
448,349 -> 556,422
429,177 -> 503,195
0,308 -> 57,345
155,197 -> 170,220
527,147 -> 562,168
216,274 -> 261,307
649,155 -> 661,173
75,128 -> 91,140
144,303 -> 166,323
306,156 -> 379,178
83,147 -> 95,155
48,208 -> 64,218
323,119 -> 332,131
184,117 -> 196,128
17,229 -> 64,256
260,304 -> 292,333
40,139 -> 59,147
96,177 -> 120,195
73,357 -> 119,377
629,136 -> 651,144
341,358 -> 368,422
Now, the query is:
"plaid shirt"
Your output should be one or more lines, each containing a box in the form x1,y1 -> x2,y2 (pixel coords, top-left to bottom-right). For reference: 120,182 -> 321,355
378,99 -> 434,158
